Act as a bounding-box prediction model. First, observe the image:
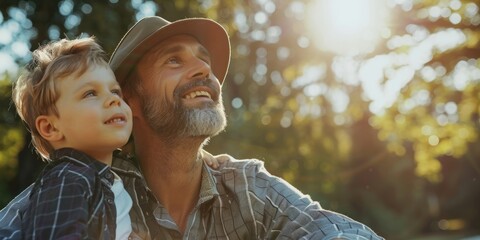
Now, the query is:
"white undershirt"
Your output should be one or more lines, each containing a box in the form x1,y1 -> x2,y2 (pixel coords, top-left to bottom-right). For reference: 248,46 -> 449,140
111,171 -> 133,240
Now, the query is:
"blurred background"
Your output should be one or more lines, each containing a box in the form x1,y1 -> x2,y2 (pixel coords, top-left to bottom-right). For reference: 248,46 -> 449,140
0,0 -> 479,239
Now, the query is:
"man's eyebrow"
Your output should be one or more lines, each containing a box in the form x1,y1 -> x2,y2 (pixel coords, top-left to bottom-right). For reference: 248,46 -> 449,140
156,45 -> 184,56
155,44 -> 211,60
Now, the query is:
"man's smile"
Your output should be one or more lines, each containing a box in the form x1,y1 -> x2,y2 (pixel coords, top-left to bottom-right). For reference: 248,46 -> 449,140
184,90 -> 212,100
180,84 -> 218,102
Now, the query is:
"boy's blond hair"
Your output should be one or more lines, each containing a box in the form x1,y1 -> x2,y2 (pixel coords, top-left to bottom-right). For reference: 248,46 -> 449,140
12,37 -> 108,160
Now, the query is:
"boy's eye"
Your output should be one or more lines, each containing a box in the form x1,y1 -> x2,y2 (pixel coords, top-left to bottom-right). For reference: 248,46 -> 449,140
111,88 -> 123,97
83,90 -> 96,98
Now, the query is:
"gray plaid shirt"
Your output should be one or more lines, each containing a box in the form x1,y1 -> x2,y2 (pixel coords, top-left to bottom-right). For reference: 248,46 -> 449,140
0,150 -> 383,239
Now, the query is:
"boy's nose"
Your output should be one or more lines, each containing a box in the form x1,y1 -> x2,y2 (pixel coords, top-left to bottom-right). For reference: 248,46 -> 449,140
106,94 -> 122,107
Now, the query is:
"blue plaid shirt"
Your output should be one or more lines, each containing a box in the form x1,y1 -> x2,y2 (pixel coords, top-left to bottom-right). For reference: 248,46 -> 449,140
21,148 -> 117,240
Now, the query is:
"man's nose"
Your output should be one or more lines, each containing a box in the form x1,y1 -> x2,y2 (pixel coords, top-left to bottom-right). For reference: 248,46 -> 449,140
188,57 -> 211,79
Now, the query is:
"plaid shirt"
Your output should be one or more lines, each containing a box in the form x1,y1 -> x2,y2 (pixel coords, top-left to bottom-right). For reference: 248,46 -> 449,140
21,148 -> 118,240
0,150 -> 146,240
120,151 -> 384,240
1,150 -> 384,240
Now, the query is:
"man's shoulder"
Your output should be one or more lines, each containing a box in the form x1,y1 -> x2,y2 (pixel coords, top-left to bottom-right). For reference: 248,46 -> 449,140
0,184 -> 32,240
207,152 -> 306,193
204,152 -> 281,186
209,153 -> 266,172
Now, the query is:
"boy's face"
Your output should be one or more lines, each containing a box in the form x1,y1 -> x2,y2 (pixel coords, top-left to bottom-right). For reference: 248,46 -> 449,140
49,64 -> 132,162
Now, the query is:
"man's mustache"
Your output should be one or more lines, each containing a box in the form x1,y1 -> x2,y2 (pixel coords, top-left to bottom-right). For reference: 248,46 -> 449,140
173,78 -> 220,101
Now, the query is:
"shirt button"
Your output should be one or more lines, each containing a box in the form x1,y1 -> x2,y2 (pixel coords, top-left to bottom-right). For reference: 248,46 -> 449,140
107,198 -> 114,204
106,172 -> 113,179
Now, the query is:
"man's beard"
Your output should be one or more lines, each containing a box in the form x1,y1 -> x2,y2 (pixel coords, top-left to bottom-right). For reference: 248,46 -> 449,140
140,80 -> 227,140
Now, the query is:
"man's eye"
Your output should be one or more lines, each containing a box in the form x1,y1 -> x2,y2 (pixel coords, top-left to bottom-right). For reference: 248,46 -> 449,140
200,57 -> 211,66
166,57 -> 180,64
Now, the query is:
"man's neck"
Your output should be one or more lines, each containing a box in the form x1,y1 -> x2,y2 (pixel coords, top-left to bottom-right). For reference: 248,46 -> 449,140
134,130 -> 206,233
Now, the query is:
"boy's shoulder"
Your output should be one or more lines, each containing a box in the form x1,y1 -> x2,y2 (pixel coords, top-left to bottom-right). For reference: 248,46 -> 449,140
39,149 -> 110,183
40,156 -> 99,181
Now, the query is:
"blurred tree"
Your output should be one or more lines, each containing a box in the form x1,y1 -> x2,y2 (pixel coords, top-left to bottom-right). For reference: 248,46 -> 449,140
208,0 -> 480,238
349,1 -> 480,236
368,1 -> 480,182
0,75 -> 24,205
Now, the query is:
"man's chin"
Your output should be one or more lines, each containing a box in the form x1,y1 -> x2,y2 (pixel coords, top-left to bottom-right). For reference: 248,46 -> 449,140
183,124 -> 226,138
182,98 -> 217,108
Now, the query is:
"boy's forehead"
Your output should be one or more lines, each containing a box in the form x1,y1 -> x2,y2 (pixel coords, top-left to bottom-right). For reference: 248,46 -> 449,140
58,63 -> 111,82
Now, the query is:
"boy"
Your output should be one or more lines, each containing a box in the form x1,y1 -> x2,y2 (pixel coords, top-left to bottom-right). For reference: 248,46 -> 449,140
12,37 -> 133,239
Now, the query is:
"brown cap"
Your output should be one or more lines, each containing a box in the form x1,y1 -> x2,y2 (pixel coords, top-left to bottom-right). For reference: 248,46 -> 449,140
109,16 -> 230,85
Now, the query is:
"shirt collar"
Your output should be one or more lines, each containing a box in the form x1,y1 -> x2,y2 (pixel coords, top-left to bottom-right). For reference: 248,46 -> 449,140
51,148 -> 111,176
111,149 -> 144,179
197,150 -> 220,206
111,148 -> 220,205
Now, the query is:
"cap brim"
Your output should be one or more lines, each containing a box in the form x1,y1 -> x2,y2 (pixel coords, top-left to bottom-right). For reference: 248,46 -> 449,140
110,18 -> 230,85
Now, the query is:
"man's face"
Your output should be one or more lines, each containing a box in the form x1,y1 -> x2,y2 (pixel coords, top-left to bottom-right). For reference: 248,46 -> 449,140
134,34 -> 226,139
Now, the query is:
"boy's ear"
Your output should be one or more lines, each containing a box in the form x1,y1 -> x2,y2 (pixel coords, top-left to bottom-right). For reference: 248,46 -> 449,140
35,115 -> 63,142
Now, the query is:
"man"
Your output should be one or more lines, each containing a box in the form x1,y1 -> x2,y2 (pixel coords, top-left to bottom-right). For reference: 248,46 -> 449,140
0,16 -> 383,239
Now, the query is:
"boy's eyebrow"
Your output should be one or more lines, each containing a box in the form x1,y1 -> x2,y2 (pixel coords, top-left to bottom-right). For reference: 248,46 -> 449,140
72,81 -> 96,93
72,80 -> 120,93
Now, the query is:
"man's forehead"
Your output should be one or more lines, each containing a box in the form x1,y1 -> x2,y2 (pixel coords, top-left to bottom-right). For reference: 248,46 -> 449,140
151,34 -> 210,56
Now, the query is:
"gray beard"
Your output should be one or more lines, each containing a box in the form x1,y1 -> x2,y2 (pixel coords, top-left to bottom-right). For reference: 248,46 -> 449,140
141,90 -> 227,140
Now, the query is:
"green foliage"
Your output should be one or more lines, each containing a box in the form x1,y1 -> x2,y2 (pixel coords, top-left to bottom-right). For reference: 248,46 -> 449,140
368,1 -> 480,182
0,74 -> 25,205
208,0 -> 480,237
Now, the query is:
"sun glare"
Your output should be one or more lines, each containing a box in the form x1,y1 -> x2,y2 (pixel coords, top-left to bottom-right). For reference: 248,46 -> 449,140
306,0 -> 389,55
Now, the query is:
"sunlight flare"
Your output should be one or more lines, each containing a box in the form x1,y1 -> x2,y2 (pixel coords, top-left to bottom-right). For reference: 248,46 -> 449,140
306,0 -> 389,55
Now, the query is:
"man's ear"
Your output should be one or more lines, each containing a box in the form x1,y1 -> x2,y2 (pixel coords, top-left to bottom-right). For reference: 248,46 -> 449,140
35,115 -> 63,142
